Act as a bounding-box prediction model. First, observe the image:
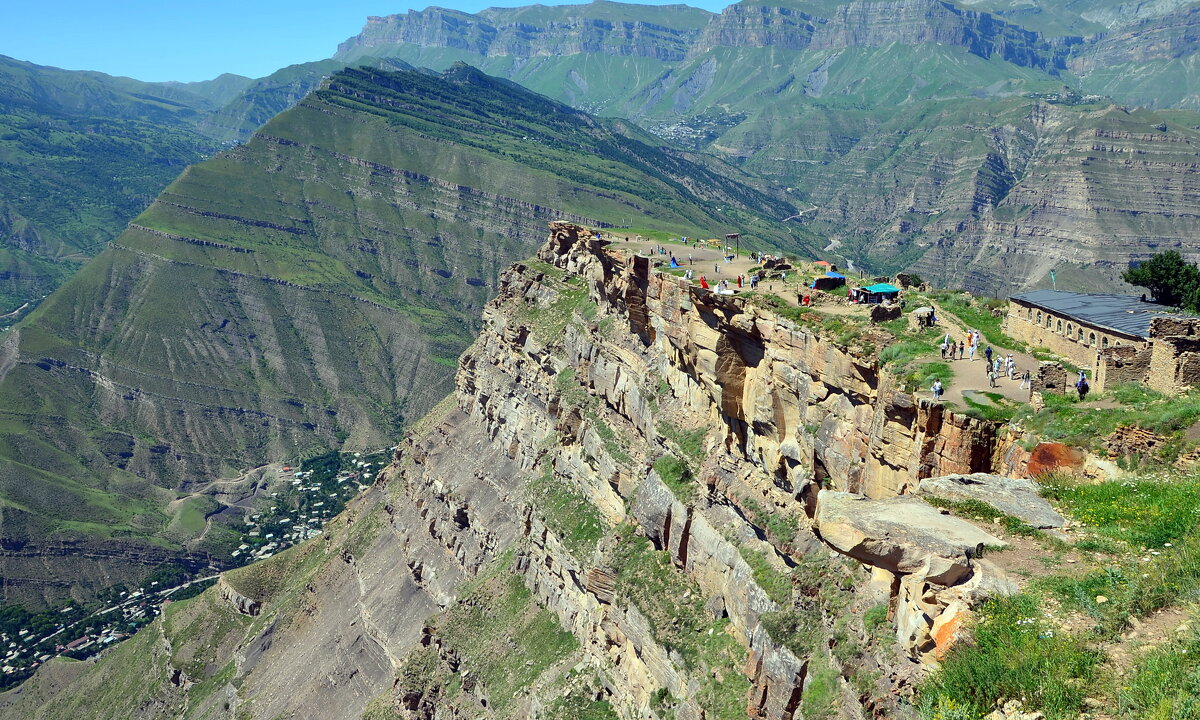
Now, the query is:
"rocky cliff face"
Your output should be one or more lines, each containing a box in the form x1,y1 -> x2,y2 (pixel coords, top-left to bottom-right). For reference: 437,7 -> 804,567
342,0 -> 1071,71
692,0 -> 1076,70
902,103 -> 1200,295
337,5 -> 710,63
1070,4 -> 1200,73
3,223 -> 1040,719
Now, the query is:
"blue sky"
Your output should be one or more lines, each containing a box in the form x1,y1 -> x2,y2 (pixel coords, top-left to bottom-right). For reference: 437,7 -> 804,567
2,0 -> 720,83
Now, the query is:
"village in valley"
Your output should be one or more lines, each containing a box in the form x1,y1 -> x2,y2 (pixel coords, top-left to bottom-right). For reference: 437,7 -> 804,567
0,449 -> 392,688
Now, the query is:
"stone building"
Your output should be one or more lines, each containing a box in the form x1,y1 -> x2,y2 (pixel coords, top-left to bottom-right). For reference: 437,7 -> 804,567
1005,290 -> 1200,393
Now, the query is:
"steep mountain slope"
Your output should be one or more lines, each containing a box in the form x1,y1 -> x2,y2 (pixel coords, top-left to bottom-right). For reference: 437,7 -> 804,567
0,64 -> 804,609
0,224 -> 1043,720
193,57 -> 416,144
0,55 -> 217,318
331,0 -> 1200,293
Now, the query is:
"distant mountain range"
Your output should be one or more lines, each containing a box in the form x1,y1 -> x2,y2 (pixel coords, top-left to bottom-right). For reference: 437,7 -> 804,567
7,0 -> 1200,316
329,0 -> 1200,294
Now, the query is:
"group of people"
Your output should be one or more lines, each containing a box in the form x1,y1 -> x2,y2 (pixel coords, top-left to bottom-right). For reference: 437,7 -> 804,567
985,351 -> 1030,389
940,330 -> 980,361
931,330 -> 1036,402
697,274 -> 755,294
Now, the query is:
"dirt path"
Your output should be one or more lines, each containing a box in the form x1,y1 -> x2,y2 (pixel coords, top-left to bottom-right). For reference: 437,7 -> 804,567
919,302 -> 1040,408
607,235 -> 765,284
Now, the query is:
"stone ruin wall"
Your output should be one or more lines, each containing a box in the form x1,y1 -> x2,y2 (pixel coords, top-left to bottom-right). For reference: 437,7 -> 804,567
1096,344 -> 1152,390
1005,299 -> 1141,386
1148,316 -> 1200,394
1008,302 -> 1200,394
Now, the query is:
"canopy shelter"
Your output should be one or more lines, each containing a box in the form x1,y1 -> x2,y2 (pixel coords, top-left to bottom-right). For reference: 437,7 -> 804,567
850,283 -> 902,304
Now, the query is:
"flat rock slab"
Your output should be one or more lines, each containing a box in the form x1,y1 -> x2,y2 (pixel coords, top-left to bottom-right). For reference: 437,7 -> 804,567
816,491 -> 1006,584
917,473 -> 1065,529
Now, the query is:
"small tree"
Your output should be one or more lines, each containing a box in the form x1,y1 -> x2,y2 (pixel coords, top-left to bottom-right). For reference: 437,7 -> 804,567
1122,251 -> 1200,308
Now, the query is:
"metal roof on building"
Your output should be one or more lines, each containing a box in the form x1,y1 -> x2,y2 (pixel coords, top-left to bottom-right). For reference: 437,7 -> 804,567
1010,290 -> 1188,339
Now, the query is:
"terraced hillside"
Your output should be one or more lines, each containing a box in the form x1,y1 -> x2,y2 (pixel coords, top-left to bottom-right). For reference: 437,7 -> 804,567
0,63 -> 804,609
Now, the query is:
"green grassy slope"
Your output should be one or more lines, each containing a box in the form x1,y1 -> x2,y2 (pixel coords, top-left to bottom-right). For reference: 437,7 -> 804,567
0,63 -> 804,609
0,55 -> 217,317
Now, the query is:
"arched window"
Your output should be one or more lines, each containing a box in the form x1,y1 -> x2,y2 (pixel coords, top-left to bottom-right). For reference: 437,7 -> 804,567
1116,340 -> 1122,346
1090,332 -> 1097,346
1067,323 -> 1073,337
1057,319 -> 1063,333
1078,328 -> 1085,341
1036,311 -> 1042,324
1047,314 -> 1053,328
1027,308 -> 1033,319
1103,337 -> 1110,349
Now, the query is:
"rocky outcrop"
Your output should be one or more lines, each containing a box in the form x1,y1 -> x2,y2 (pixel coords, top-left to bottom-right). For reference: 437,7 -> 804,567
217,577 -> 261,616
462,223 -> 1033,680
918,472 -> 1066,529
816,491 -> 1006,582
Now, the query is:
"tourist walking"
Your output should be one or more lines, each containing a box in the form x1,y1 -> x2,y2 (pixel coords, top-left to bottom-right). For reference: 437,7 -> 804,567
931,379 -> 944,401
984,345 -> 993,366
1020,369 -> 1031,390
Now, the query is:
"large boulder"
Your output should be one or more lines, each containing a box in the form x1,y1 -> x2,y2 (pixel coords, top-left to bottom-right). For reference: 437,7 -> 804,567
815,491 -> 1006,585
917,473 -> 1066,529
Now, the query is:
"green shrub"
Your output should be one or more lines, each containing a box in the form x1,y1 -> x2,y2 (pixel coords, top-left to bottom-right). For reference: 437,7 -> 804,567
919,594 -> 1101,719
739,547 -> 792,605
761,607 -> 823,657
652,454 -> 695,504
802,655 -> 841,720
863,604 -> 889,635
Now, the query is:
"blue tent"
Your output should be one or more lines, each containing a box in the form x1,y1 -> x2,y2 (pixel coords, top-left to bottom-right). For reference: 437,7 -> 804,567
826,272 -> 846,279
